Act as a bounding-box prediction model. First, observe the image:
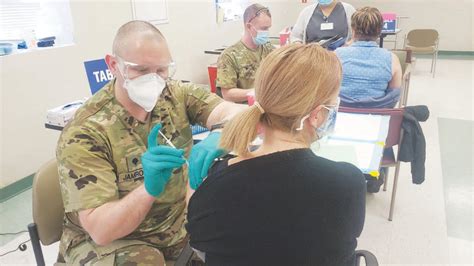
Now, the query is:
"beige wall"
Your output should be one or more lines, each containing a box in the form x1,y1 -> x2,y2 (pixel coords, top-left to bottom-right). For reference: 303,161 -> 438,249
0,0 -> 473,187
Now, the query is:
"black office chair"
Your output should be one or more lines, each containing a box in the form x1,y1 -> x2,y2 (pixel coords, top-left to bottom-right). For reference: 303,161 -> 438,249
355,250 -> 379,265
175,243 -> 379,266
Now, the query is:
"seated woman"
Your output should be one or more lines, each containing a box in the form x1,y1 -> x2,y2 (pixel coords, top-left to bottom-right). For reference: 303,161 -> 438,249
335,7 -> 402,108
186,44 -> 366,266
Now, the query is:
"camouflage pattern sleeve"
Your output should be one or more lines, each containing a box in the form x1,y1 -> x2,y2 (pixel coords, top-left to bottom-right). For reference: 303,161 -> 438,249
172,82 -> 223,127
265,42 -> 276,54
216,52 -> 238,89
56,124 -> 119,212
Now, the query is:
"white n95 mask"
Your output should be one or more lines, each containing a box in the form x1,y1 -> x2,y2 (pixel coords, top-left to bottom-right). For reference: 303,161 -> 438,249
123,73 -> 166,112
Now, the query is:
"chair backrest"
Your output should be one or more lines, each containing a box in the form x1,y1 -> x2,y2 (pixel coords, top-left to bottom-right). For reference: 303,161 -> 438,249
392,49 -> 413,75
207,65 -> 217,93
391,49 -> 412,107
406,29 -> 439,47
339,107 -> 404,147
392,50 -> 407,74
32,159 -> 65,245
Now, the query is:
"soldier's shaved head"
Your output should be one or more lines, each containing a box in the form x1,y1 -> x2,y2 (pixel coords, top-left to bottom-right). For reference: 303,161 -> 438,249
243,3 -> 271,24
107,20 -> 172,87
112,20 -> 166,56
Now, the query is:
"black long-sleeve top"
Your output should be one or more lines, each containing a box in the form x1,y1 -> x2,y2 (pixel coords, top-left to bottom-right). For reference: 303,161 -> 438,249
186,148 -> 366,266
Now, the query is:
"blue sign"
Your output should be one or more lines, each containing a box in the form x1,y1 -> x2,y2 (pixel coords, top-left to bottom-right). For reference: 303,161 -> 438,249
84,59 -> 114,94
382,20 -> 396,33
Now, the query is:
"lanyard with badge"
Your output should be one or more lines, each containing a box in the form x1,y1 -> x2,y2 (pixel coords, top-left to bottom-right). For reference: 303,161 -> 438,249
320,15 -> 334,31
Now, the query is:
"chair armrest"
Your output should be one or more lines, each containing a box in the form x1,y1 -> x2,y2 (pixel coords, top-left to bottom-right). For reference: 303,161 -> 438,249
355,250 -> 379,266
399,62 -> 412,107
174,242 -> 195,266
403,63 -> 412,83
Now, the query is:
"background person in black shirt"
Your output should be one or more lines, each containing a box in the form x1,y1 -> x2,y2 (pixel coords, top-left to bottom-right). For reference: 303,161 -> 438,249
187,43 -> 366,266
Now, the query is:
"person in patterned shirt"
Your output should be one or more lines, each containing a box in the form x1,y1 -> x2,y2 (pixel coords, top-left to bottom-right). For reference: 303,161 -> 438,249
56,20 -> 245,265
216,3 -> 274,103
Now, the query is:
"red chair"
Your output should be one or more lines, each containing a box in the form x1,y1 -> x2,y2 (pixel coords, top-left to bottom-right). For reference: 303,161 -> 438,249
339,107 -> 404,221
207,65 -> 217,93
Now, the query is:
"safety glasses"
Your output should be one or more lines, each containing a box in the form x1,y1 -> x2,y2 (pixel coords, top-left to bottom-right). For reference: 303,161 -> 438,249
115,55 -> 176,80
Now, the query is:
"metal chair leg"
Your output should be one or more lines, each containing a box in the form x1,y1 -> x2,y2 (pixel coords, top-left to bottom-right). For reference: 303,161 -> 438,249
403,77 -> 411,105
432,51 -> 438,78
28,223 -> 45,266
388,162 -> 401,221
430,53 -> 435,73
383,168 -> 389,192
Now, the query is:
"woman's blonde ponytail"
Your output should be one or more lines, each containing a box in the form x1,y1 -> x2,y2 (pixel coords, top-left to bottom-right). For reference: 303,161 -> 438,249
220,104 -> 263,157
219,43 -> 341,157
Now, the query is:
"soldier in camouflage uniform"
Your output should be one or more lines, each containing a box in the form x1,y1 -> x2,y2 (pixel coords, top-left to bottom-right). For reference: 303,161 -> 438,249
57,21 -> 244,265
216,3 -> 274,103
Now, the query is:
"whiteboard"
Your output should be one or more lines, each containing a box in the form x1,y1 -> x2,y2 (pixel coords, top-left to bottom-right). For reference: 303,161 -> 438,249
131,0 -> 169,25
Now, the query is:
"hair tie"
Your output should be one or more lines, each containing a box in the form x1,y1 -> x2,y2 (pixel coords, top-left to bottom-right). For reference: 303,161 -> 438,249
254,102 -> 265,114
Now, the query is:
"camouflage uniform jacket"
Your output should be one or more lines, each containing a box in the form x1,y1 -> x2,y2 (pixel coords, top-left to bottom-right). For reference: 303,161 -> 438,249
216,41 -> 274,91
56,79 -> 222,260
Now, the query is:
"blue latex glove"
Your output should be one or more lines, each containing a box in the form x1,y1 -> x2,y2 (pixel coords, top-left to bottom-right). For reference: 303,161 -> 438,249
188,132 -> 225,190
142,124 -> 186,197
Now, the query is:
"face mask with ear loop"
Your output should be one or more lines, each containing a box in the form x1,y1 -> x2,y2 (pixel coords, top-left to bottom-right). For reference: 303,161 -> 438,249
251,27 -> 270,46
248,7 -> 271,46
116,56 -> 169,112
317,0 -> 334,6
296,97 -> 340,140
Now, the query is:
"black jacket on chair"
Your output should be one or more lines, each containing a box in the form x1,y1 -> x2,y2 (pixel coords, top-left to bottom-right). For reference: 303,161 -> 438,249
398,105 -> 430,184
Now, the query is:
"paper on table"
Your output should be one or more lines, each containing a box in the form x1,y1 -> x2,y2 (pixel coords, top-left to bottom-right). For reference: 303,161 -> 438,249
332,113 -> 385,142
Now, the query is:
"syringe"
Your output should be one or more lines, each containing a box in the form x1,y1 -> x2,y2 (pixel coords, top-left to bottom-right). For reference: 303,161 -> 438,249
158,130 -> 189,167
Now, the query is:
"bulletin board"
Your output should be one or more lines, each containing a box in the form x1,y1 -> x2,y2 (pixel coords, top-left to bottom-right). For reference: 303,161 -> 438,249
131,0 -> 169,25
215,0 -> 249,24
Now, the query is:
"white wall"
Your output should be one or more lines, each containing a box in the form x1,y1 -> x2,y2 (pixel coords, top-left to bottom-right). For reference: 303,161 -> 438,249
344,0 -> 473,51
0,0 -> 301,188
0,0 -> 473,187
